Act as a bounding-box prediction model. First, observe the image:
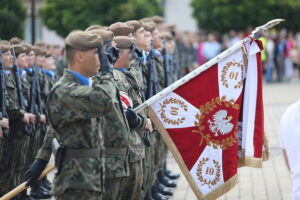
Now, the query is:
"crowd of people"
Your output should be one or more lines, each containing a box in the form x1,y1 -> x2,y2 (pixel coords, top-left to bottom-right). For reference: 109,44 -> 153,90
175,27 -> 300,82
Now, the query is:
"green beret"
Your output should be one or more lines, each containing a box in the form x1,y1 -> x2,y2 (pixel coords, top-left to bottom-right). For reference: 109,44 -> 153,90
126,20 -> 143,32
66,30 -> 103,51
152,16 -> 164,24
1,44 -> 10,53
9,37 -> 22,45
85,25 -> 109,31
109,22 -> 134,37
10,45 -> 27,57
22,43 -> 34,54
87,30 -> 113,44
113,36 -> 134,49
142,21 -> 156,32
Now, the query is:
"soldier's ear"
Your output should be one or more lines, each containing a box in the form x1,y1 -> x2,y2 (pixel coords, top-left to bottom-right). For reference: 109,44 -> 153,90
75,51 -> 84,63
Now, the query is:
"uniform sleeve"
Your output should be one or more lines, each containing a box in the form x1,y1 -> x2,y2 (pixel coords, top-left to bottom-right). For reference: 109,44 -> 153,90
36,127 -> 53,161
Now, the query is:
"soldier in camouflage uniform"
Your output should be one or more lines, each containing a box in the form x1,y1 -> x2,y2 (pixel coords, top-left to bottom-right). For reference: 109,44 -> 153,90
0,44 -> 13,197
7,45 -> 36,199
125,20 -> 157,199
112,35 -> 153,200
25,30 -> 111,200
86,27 -> 141,200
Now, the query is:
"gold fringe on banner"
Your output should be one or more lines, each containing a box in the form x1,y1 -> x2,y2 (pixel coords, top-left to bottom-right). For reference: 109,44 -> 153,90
238,133 -> 270,168
147,107 -> 239,200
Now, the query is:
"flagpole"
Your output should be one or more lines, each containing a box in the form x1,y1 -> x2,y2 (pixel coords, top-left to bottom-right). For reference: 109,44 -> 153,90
134,19 -> 284,113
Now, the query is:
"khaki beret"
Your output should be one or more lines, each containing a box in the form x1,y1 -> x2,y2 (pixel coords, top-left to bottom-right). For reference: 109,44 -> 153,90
160,31 -> 173,41
66,30 -> 103,51
85,25 -> 109,31
10,45 -> 27,57
140,17 -> 153,23
113,36 -> 134,49
142,21 -> 156,32
126,20 -> 143,32
35,48 -> 46,56
152,16 -> 164,24
34,40 -> 46,47
1,44 -> 10,53
87,30 -> 113,44
9,37 -> 22,45
109,22 -> 134,37
1,40 -> 9,45
22,44 -> 34,54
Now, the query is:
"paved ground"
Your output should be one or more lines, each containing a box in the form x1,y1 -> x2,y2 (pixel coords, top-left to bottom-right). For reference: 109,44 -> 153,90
44,81 -> 300,200
170,81 -> 300,200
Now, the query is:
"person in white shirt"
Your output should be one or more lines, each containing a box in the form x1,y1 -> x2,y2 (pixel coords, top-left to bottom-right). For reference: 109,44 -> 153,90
279,99 -> 300,200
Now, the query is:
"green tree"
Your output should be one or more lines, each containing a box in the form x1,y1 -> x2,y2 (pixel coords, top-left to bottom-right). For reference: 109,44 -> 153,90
0,0 -> 26,40
39,0 -> 163,37
191,0 -> 300,32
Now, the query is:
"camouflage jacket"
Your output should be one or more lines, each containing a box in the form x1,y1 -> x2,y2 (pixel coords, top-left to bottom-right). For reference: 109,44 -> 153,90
92,74 -> 131,179
113,69 -> 146,163
46,70 -> 116,194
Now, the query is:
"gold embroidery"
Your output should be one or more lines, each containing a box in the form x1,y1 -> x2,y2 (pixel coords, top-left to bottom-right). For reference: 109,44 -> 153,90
158,98 -> 188,125
221,61 -> 244,89
193,96 -> 239,150
196,157 -> 221,189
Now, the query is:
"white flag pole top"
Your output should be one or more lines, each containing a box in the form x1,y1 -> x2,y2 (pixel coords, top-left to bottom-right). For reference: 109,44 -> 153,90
134,19 -> 285,113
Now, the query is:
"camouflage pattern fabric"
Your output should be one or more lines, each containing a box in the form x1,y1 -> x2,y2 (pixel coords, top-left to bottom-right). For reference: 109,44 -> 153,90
55,189 -> 102,200
47,70 -> 116,195
113,69 -> 146,162
121,160 -> 143,200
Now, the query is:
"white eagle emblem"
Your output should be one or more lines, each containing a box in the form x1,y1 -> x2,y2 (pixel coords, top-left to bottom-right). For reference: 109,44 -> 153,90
208,110 -> 233,137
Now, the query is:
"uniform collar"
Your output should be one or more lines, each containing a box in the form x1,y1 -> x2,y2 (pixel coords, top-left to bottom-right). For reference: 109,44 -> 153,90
67,70 -> 92,86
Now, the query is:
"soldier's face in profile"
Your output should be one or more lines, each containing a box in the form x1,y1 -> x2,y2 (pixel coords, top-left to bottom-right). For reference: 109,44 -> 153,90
81,48 -> 99,76
152,29 -> 162,49
2,51 -> 13,68
144,31 -> 152,52
17,53 -> 28,69
135,27 -> 146,50
26,51 -> 35,67
36,55 -> 46,68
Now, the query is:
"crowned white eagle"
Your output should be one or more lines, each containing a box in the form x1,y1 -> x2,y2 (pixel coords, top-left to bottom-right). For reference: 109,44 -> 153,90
208,110 -> 233,137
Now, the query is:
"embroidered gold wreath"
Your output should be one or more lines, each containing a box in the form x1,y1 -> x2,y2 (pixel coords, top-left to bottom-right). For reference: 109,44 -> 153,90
158,98 -> 188,125
221,61 -> 243,89
193,96 -> 239,150
196,157 -> 221,189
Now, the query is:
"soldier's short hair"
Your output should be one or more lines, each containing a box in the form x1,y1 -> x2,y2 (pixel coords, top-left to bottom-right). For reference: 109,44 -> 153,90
65,44 -> 77,64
